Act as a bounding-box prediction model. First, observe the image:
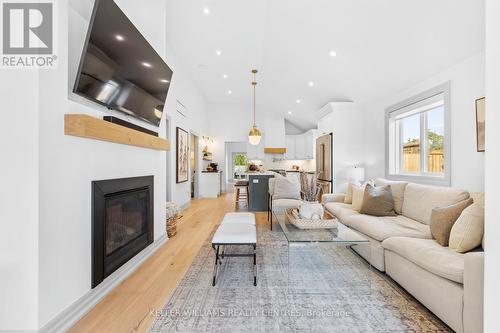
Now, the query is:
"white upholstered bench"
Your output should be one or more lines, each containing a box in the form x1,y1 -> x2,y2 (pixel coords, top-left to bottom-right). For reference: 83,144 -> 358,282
211,212 -> 257,286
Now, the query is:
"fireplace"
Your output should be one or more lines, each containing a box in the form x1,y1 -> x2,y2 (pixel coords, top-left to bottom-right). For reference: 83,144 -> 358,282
92,176 -> 154,288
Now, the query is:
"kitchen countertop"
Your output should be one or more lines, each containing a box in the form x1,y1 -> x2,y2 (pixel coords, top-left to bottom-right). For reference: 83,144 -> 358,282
243,171 -> 276,176
202,170 -> 222,173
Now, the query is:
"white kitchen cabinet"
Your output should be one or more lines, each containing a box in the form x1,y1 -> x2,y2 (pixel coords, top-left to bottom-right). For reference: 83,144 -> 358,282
200,171 -> 222,198
295,135 -> 306,159
285,135 -> 296,160
284,130 -> 316,160
302,130 -> 315,159
246,134 -> 265,161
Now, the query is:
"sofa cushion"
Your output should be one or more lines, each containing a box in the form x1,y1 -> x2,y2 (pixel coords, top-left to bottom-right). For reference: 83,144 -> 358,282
382,237 -> 464,283
272,198 -> 302,211
430,198 -> 473,246
344,214 -> 431,242
374,179 -> 408,214
323,202 -> 359,223
402,183 -> 470,225
360,184 -> 396,216
449,193 -> 484,253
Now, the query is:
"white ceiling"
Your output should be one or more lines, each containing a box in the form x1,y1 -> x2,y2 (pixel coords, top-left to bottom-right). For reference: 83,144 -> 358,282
165,0 -> 484,129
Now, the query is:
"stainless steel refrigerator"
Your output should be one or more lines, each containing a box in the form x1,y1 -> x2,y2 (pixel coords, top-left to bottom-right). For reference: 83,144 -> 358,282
316,133 -> 333,194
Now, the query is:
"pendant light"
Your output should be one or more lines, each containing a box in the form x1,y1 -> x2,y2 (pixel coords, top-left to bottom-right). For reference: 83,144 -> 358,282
248,69 -> 262,146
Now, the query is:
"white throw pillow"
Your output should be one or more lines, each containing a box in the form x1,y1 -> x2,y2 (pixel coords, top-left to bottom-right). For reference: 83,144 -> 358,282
273,176 -> 301,200
351,185 -> 366,212
344,182 -> 360,204
449,193 -> 484,253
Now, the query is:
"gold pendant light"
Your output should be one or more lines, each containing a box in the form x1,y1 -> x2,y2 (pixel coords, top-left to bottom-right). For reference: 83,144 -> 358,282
248,69 -> 262,145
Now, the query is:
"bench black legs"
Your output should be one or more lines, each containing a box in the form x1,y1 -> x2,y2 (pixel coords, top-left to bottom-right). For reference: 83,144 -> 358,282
211,244 -> 257,287
253,244 -> 257,286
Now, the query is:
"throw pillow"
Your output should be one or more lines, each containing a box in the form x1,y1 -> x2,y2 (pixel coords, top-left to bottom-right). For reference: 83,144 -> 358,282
449,193 -> 484,253
344,182 -> 358,204
273,176 -> 301,200
351,185 -> 366,212
430,198 -> 473,246
374,179 -> 408,214
359,184 -> 396,216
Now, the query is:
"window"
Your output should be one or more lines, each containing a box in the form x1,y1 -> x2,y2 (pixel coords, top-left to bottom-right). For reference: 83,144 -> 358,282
233,153 -> 247,179
386,82 -> 450,185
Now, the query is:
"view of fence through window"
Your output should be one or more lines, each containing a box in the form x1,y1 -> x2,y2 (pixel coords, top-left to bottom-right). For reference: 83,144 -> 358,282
401,106 -> 445,174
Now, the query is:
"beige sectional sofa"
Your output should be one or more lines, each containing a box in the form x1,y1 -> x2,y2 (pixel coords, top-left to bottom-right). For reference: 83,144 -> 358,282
322,179 -> 484,333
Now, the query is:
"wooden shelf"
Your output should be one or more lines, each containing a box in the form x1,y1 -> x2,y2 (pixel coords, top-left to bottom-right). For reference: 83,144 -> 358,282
64,114 -> 170,151
264,147 -> 286,154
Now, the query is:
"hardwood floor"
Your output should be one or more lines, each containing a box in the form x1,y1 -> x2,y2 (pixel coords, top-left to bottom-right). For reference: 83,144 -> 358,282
70,193 -> 261,333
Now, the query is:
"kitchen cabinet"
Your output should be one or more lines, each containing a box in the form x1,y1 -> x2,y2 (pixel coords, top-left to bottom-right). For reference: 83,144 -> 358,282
285,136 -> 296,160
302,130 -> 315,159
284,130 -> 316,160
200,171 -> 222,198
246,134 -> 265,160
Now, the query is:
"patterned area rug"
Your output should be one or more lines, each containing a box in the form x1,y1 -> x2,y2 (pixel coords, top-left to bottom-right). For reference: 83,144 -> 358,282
150,223 -> 451,333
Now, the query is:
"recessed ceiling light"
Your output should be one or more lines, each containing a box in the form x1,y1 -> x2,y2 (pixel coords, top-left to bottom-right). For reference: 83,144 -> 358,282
308,81 -> 314,87
296,99 -> 301,104
228,90 -> 232,95
288,111 -> 292,115
115,34 -> 125,41
216,50 -> 222,56
223,74 -> 228,79
160,79 -> 170,83
203,6 -> 210,15
329,50 -> 337,57
142,62 -> 152,68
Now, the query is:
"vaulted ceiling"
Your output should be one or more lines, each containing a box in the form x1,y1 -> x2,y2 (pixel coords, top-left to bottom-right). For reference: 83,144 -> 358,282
165,0 -> 484,128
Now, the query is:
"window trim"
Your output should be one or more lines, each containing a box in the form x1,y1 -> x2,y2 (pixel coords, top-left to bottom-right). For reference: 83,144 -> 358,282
385,81 -> 451,186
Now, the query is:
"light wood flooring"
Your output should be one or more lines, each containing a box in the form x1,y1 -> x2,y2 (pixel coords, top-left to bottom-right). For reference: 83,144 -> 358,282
70,193 -> 261,333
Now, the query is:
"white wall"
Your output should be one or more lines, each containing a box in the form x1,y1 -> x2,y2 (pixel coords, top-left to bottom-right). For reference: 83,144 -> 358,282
35,0 -> 207,328
317,103 -> 366,193
484,0 -> 500,330
285,119 -> 304,135
0,71 -> 40,330
362,52 -> 485,192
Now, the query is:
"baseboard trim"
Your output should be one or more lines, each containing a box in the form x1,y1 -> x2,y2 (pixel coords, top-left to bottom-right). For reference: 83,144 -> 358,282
39,233 -> 168,333
179,201 -> 191,211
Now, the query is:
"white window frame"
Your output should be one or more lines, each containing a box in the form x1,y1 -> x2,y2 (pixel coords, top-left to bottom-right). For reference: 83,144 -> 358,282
385,82 -> 451,186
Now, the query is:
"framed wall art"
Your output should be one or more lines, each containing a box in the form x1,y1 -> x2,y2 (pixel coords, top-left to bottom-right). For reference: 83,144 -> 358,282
176,127 -> 189,183
475,97 -> 485,152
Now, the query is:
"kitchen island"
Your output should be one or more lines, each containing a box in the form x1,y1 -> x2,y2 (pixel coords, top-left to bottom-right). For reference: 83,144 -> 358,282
244,172 -> 275,211
200,171 -> 223,198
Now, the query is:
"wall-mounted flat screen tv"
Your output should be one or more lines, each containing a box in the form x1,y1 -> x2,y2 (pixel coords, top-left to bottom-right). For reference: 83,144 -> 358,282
73,0 -> 173,126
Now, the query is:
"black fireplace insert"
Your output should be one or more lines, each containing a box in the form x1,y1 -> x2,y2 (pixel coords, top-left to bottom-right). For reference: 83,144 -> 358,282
92,176 -> 154,288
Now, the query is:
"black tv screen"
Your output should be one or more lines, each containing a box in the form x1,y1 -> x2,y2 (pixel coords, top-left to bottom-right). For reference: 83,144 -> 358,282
73,0 -> 173,126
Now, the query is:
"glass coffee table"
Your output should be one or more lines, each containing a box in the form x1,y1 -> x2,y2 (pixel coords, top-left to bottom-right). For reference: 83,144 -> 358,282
273,211 -> 372,294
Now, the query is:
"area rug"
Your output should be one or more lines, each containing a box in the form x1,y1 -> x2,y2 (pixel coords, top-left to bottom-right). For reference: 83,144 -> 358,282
149,223 -> 451,332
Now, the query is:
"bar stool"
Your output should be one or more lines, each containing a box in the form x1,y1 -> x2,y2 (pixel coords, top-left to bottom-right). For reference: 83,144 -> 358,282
234,180 -> 249,209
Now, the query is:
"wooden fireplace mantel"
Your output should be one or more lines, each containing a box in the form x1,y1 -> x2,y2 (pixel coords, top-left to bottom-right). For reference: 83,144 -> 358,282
64,114 -> 170,151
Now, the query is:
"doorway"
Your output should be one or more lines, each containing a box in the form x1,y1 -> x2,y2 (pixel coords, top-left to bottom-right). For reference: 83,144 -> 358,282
190,133 -> 199,199
165,116 -> 172,202
225,141 -> 248,193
